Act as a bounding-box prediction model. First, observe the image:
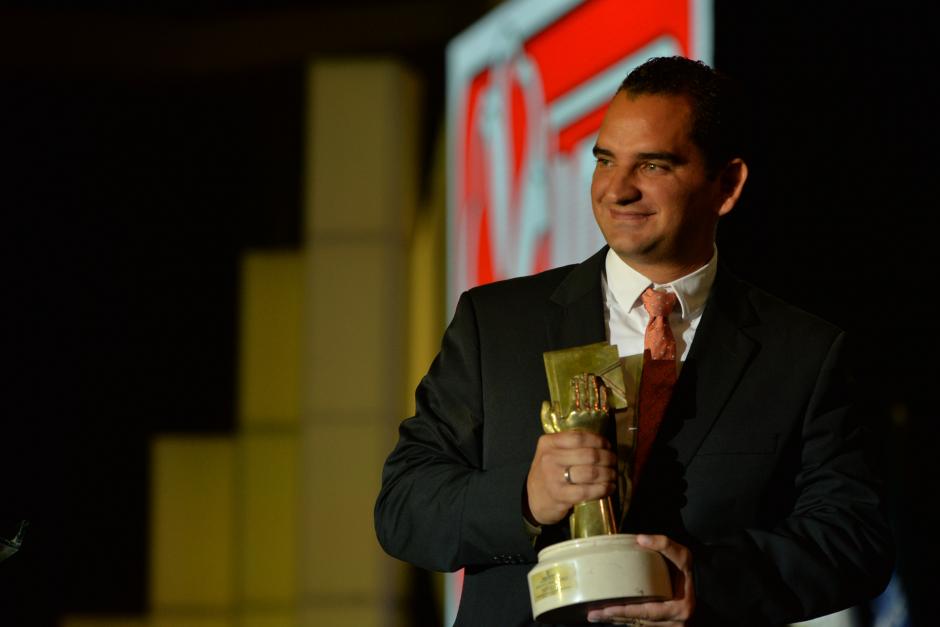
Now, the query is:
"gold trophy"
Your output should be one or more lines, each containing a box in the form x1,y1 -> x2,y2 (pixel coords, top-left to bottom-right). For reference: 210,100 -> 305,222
527,343 -> 672,623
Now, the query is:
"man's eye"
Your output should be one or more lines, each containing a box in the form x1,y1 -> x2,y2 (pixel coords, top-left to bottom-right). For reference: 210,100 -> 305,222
641,162 -> 669,173
595,157 -> 612,167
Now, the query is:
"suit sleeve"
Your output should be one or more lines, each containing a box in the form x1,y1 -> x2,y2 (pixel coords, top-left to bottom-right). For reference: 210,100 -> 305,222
374,292 -> 538,572
692,332 -> 894,625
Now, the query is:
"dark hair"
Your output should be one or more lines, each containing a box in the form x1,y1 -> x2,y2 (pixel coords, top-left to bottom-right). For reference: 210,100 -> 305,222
618,56 -> 747,176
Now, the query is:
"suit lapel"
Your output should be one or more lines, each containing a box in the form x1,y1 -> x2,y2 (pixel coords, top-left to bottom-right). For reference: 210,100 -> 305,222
544,247 -> 608,351
666,266 -> 758,467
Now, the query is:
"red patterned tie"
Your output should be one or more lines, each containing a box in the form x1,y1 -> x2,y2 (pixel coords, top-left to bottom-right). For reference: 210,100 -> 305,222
634,288 -> 679,485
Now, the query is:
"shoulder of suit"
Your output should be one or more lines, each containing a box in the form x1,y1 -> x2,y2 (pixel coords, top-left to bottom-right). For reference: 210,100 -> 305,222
727,272 -> 844,341
463,263 -> 582,305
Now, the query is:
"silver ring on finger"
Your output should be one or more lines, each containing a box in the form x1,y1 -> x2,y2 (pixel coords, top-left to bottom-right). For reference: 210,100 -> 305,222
563,466 -> 575,485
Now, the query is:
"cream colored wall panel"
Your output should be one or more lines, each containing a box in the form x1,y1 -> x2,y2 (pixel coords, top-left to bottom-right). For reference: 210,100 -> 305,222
239,252 -> 303,427
239,433 -> 299,604
299,422 -> 388,599
299,606 -> 381,627
238,611 -> 297,627
151,437 -> 235,609
150,615 -> 232,627
302,58 -> 420,627
304,243 -> 405,418
60,616 -> 147,627
404,131 -> 446,418
306,60 -> 419,237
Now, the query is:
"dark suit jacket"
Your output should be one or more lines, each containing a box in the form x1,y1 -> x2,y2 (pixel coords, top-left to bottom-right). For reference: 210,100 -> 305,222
375,248 -> 892,626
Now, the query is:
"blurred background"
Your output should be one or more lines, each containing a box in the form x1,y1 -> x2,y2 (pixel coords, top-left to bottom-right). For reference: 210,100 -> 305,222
1,0 -> 936,625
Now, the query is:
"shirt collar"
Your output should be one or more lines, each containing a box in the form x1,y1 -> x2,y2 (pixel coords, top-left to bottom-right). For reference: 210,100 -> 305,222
604,246 -> 718,319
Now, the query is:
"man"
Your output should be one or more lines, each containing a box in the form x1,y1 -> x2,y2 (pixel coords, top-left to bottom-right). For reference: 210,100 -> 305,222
375,57 -> 892,626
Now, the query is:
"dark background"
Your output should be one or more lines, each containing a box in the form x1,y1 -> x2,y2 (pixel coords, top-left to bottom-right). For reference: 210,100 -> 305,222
2,1 -> 937,624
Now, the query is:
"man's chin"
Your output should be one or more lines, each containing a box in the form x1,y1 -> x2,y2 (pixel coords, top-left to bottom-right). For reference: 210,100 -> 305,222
608,242 -> 662,266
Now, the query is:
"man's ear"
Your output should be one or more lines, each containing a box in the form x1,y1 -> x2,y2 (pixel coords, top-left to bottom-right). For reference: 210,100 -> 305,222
716,158 -> 748,217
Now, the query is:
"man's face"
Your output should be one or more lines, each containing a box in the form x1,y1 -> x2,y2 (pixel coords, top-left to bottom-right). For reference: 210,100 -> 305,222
591,91 -> 734,277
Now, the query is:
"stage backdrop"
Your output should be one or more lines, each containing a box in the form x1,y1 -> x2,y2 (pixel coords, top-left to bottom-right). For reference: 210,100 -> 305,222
444,0 -> 713,621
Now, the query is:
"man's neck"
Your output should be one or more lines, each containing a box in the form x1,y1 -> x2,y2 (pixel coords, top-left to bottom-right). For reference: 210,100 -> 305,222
617,254 -> 712,285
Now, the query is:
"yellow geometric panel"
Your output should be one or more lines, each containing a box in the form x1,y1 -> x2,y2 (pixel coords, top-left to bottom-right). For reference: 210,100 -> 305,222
239,611 -> 297,627
405,193 -> 445,418
304,244 -> 405,418
150,436 -> 235,610
238,252 -> 303,427
299,421 -> 389,600
306,60 -> 419,238
239,432 -> 299,604
300,58 -> 421,626
149,616 -> 232,627
299,606 -> 382,627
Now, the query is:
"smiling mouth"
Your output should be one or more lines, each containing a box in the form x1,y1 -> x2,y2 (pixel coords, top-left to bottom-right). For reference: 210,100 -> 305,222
609,209 -> 654,220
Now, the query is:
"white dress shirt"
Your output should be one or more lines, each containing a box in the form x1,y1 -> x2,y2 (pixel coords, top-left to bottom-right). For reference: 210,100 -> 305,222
602,247 -> 718,362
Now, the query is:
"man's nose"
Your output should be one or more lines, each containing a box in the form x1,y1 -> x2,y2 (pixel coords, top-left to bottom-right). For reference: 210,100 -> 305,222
602,168 -> 641,204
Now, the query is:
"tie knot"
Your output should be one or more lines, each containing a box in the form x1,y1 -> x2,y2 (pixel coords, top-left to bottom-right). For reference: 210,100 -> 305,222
641,287 -> 678,318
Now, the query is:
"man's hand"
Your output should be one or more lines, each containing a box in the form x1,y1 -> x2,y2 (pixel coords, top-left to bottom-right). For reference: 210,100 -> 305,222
586,534 -> 695,625
525,430 -> 618,525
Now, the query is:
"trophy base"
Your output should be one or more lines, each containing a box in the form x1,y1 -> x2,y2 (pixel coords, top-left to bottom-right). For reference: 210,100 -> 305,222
527,534 -> 672,623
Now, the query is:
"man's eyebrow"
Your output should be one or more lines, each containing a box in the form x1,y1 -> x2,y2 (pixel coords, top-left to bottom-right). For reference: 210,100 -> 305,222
636,151 -> 685,164
591,146 -> 687,164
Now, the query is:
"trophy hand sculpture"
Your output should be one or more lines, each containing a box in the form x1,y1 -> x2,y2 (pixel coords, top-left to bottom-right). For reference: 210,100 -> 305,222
528,349 -> 672,623
540,374 -> 618,538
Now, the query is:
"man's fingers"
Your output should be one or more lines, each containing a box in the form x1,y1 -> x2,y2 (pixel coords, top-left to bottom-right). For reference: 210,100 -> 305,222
559,480 -> 615,501
587,600 -> 682,623
540,430 -> 610,450
583,536 -> 695,624
562,463 -> 617,485
546,447 -> 618,472
637,534 -> 691,571
582,535 -> 695,624
536,434 -> 617,468
527,432 -> 616,525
